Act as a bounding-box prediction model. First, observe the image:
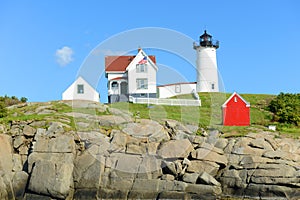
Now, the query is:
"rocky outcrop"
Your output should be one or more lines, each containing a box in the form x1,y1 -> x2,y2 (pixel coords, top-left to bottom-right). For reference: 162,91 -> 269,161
0,101 -> 299,199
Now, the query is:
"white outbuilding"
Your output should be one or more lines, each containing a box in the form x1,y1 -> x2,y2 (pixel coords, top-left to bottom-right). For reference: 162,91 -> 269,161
62,76 -> 100,102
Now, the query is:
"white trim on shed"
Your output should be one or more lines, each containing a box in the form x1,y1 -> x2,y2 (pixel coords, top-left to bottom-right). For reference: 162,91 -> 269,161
62,76 -> 100,102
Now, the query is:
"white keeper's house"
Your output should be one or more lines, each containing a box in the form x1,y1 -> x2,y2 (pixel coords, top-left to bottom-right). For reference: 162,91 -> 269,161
105,48 -> 158,103
63,30 -> 220,105
105,30 -> 219,103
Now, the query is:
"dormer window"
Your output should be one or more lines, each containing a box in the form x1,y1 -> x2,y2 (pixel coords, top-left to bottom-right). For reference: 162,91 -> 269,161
136,64 -> 147,73
77,84 -> 84,94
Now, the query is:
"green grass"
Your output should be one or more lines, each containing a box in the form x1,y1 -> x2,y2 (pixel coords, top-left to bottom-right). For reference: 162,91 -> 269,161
109,93 -> 299,137
0,94 -> 298,138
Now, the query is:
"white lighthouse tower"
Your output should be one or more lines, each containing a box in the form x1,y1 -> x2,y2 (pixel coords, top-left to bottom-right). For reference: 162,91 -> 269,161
193,30 -> 219,92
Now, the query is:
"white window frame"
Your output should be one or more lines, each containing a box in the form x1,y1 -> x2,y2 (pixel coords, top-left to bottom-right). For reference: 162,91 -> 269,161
175,85 -> 181,93
77,84 -> 84,94
136,78 -> 148,89
136,64 -> 147,73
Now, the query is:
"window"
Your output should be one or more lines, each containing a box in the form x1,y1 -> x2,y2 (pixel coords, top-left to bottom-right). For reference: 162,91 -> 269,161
175,85 -> 181,93
136,79 -> 148,89
111,81 -> 118,88
234,97 -> 237,102
77,84 -> 84,94
211,83 -> 215,90
136,64 -> 147,73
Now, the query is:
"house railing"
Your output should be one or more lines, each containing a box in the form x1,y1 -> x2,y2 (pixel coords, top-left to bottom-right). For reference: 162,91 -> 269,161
129,96 -> 201,107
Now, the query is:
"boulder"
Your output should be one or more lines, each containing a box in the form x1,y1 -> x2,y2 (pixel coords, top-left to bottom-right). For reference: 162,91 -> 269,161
0,124 -> 7,134
137,156 -> 162,179
159,180 -> 187,192
73,151 -> 105,189
245,183 -> 300,199
96,188 -> 128,199
161,174 -> 175,181
185,183 -> 222,197
183,158 -> 191,166
28,159 -> 73,199
0,134 -> 13,174
97,115 -> 130,126
191,147 -> 227,166
182,173 -> 199,184
12,171 -> 28,200
24,193 -> 53,199
13,135 -> 26,149
199,142 -> 224,155
249,137 -> 273,150
18,145 -> 29,155
187,160 -> 219,176
29,120 -> 46,128
232,138 -> 266,156
263,150 -> 294,161
251,164 -> 296,178
239,155 -> 273,169
111,154 -> 142,174
224,138 -> 236,154
157,139 -> 194,159
33,134 -> 75,153
47,122 -> 64,135
109,130 -> 128,153
215,138 -> 228,150
146,142 -> 159,155
123,119 -> 169,143
162,161 -> 177,176
23,125 -> 36,137
12,154 -> 23,172
126,143 -> 146,155
10,125 -> 22,136
192,135 -> 205,145
198,172 -> 221,186
131,179 -> 160,192
28,152 -> 74,173
0,177 -> 8,200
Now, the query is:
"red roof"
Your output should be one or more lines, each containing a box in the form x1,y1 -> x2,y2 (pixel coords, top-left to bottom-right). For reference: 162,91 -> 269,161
105,55 -> 156,72
111,77 -> 126,80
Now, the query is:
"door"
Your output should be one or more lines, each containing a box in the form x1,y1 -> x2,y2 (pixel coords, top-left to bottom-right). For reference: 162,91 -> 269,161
120,82 -> 128,95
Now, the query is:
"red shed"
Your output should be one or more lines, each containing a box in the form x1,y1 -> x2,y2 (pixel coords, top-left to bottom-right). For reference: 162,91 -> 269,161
222,92 -> 250,126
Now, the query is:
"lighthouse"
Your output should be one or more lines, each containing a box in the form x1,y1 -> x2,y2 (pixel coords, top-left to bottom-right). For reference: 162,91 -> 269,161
193,30 -> 219,92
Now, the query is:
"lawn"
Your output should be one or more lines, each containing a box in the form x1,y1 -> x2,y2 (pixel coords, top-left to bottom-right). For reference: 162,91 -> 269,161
109,93 -> 300,137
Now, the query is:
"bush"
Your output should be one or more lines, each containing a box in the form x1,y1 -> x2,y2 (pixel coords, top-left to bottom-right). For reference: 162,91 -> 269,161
268,93 -> 300,126
0,102 -> 7,118
20,97 -> 28,103
0,95 -> 28,107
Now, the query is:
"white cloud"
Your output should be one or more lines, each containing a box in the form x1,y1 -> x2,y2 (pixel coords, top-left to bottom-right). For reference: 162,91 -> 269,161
55,46 -> 74,66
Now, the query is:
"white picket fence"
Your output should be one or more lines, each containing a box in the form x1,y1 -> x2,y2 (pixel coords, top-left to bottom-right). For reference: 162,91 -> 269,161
129,96 -> 201,106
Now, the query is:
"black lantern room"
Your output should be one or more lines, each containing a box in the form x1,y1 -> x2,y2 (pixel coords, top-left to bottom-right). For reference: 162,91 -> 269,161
199,30 -> 219,48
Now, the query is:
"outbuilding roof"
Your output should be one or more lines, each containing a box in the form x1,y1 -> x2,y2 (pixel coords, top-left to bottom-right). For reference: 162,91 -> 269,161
222,92 -> 250,108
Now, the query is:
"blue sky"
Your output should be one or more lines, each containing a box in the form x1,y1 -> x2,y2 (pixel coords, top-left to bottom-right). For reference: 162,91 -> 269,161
1,0 -> 299,103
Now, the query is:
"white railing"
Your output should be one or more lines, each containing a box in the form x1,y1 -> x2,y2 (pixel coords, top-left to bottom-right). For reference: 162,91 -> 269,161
129,96 -> 201,107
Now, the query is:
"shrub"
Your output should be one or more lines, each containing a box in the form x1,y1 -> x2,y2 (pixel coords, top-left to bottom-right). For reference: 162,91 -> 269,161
268,93 -> 300,126
0,102 -> 7,118
0,95 -> 28,107
20,97 -> 28,103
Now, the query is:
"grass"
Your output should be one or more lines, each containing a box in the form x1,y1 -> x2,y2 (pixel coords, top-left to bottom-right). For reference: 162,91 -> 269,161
109,93 -> 299,137
0,94 -> 298,138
